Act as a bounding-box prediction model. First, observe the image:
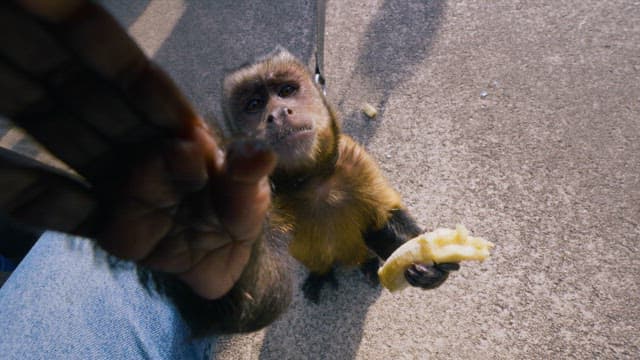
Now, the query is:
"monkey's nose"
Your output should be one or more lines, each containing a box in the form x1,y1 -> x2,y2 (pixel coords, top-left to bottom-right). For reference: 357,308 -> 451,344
267,107 -> 292,124
278,107 -> 292,119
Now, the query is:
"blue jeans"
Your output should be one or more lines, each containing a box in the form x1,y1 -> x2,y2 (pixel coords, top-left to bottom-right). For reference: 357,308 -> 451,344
0,232 -> 215,359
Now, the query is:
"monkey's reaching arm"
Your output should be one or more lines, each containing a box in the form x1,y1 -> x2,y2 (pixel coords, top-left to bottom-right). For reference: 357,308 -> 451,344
148,225 -> 292,336
363,208 -> 461,290
335,136 -> 459,291
0,0 -> 292,336
363,208 -> 422,260
378,225 -> 493,291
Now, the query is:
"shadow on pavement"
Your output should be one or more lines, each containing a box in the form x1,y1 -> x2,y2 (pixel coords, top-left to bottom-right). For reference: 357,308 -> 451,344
105,0 -> 316,131
258,270 -> 382,360
341,0 -> 445,144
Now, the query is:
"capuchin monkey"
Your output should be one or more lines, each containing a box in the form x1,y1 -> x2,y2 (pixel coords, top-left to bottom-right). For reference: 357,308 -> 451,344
222,48 -> 460,302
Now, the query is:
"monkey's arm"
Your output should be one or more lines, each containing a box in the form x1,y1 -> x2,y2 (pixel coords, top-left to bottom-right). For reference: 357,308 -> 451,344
339,137 -> 458,289
363,209 -> 460,289
146,224 -> 292,337
362,208 -> 422,259
343,134 -> 458,289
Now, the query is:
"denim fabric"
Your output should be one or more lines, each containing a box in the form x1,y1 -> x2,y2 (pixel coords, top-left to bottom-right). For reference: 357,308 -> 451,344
0,232 -> 215,359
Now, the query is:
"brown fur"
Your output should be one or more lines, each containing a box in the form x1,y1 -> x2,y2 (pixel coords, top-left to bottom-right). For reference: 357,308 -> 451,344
273,135 -> 403,273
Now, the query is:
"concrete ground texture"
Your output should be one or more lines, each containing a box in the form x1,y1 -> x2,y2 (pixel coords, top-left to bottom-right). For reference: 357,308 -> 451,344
11,0 -> 638,359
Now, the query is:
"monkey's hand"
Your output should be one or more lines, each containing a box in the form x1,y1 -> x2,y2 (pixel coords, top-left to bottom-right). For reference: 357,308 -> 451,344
404,262 -> 460,289
0,0 -> 277,301
103,136 -> 276,301
378,225 -> 494,292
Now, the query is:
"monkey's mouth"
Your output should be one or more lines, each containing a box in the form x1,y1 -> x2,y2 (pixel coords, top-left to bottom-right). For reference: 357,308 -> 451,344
271,126 -> 314,144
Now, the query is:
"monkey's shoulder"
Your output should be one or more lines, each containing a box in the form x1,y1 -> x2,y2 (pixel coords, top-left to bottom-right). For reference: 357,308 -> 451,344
334,135 -> 403,207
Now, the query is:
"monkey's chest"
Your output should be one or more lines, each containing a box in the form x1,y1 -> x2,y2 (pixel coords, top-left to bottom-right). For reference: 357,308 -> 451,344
276,178 -> 372,273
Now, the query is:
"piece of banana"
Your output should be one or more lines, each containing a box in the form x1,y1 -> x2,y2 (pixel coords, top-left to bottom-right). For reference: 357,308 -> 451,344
378,225 -> 494,292
361,103 -> 378,118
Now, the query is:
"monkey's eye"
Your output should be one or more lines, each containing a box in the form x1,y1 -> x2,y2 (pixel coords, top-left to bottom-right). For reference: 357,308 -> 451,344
245,98 -> 265,113
278,84 -> 298,98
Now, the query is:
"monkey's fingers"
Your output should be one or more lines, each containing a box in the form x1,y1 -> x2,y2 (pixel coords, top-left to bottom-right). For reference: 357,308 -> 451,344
0,147 -> 97,234
1,0 -> 202,184
404,263 -> 449,290
436,262 -> 461,272
97,128 -> 215,261
126,131 -> 224,271
214,140 -> 276,245
136,139 -> 275,299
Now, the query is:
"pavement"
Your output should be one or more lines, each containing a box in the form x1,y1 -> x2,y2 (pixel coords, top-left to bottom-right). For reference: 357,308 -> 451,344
4,0 -> 639,359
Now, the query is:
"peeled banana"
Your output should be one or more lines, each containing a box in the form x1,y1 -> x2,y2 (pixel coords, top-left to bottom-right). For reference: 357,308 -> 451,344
378,225 -> 494,292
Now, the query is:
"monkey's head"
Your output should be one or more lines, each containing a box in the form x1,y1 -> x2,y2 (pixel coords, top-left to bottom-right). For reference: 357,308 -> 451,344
222,48 -> 339,175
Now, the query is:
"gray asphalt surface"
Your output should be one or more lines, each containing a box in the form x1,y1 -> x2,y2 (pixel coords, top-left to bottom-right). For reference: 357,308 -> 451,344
103,1 -> 639,359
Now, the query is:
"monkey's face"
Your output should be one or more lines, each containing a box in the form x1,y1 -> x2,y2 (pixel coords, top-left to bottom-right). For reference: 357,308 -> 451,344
224,53 -> 334,171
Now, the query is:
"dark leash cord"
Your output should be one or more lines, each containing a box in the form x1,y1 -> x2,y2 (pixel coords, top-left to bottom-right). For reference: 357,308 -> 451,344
314,0 -> 327,95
